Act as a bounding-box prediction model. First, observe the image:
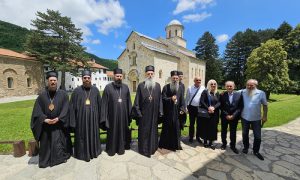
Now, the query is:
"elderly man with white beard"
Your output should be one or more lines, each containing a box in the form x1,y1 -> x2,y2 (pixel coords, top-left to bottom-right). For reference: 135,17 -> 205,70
240,79 -> 268,161
131,65 -> 163,157
159,70 -> 186,151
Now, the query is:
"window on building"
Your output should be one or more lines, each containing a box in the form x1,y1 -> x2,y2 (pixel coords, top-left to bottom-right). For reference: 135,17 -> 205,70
175,29 -> 178,36
27,78 -> 32,87
192,68 -> 193,77
72,78 -> 74,81
133,42 -> 135,50
132,56 -> 137,65
103,69 -> 107,74
77,78 -> 79,81
7,77 -> 13,88
159,70 -> 162,79
69,85 -> 71,89
95,78 -> 97,80
169,30 -> 171,38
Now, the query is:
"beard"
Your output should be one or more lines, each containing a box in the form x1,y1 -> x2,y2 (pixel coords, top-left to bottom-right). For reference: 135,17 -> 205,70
144,77 -> 156,90
113,79 -> 122,88
83,82 -> 91,88
170,81 -> 179,94
247,88 -> 255,97
48,84 -> 57,92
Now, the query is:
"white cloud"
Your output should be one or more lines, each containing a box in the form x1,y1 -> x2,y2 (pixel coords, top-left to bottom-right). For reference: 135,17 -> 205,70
114,44 -> 125,50
173,0 -> 215,15
216,34 -> 229,43
91,39 -> 101,45
182,12 -> 212,23
0,0 -> 126,36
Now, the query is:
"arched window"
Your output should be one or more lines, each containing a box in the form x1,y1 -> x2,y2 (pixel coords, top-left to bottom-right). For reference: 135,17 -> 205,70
169,30 -> 171,38
175,29 -> 178,36
132,56 -> 137,65
159,70 -> 162,79
27,78 -> 32,87
133,42 -> 135,50
7,77 -> 13,88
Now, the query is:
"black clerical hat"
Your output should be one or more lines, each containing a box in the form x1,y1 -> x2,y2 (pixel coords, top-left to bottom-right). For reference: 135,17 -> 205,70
177,71 -> 183,75
170,70 -> 178,76
145,65 -> 155,72
46,71 -> 58,79
82,69 -> 91,77
113,68 -> 123,74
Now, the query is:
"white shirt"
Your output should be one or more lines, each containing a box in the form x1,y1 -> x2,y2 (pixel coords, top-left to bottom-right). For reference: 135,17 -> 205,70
185,85 -> 205,107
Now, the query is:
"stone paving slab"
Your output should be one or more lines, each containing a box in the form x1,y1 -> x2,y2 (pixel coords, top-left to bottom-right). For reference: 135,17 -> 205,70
1,118 -> 300,180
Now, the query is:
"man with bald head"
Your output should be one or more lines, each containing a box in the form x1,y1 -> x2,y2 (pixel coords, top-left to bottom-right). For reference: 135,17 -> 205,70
220,81 -> 243,154
185,76 -> 205,143
240,79 -> 268,160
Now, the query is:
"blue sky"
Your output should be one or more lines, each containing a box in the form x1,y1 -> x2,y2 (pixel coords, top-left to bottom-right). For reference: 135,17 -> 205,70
1,0 -> 300,60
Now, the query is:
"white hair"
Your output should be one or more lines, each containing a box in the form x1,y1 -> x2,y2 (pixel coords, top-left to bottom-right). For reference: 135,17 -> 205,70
206,79 -> 218,95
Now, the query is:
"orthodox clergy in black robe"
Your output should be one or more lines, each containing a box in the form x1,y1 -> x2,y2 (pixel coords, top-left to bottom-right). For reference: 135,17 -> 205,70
101,68 -> 132,156
70,70 -> 103,161
31,71 -> 71,168
159,71 -> 186,151
178,71 -> 186,128
131,65 -> 163,157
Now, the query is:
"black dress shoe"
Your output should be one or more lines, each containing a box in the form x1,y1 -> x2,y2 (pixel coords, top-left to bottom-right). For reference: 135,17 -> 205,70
221,144 -> 226,150
230,147 -> 239,154
204,144 -> 209,148
196,138 -> 203,144
254,152 -> 264,160
242,148 -> 248,154
210,144 -> 215,150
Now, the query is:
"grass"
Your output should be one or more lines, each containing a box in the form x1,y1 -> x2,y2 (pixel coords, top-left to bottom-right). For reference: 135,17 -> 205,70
1,93 -> 300,153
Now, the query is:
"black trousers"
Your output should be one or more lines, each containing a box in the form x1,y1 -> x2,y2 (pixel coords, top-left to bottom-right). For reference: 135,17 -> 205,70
221,117 -> 238,148
241,119 -> 261,153
187,105 -> 198,139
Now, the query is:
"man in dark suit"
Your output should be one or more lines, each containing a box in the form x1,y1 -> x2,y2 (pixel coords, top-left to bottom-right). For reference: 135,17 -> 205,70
220,81 -> 243,154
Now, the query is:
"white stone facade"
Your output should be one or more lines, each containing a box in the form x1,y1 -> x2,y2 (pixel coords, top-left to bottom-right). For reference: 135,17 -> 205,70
118,20 -> 206,92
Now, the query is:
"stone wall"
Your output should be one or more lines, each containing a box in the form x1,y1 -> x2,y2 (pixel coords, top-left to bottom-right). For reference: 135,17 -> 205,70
0,56 -> 44,98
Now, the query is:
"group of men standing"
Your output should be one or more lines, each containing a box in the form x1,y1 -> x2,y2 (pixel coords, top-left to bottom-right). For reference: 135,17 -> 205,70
31,65 -> 268,168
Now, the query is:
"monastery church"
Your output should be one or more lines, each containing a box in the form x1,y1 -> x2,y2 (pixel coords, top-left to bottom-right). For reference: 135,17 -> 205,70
118,20 -> 206,92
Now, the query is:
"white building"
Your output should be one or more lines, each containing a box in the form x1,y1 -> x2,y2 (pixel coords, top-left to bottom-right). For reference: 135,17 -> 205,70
45,60 -> 113,91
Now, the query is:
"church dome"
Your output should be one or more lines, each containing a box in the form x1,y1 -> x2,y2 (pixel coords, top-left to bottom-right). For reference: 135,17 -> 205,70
167,19 -> 182,26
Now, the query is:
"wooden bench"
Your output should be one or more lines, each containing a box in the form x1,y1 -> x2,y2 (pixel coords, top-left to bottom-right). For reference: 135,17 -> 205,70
0,140 -> 26,157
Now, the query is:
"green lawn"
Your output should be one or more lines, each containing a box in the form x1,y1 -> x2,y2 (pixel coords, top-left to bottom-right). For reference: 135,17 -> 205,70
1,93 -> 300,153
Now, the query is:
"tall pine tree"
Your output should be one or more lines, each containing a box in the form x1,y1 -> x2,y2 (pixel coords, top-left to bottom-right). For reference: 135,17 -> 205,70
194,31 -> 222,84
224,29 -> 261,89
25,9 -> 86,90
273,21 -> 293,40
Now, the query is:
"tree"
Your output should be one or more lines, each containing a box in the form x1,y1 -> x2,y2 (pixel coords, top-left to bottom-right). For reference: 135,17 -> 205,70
284,24 -> 300,94
224,29 -> 261,89
273,21 -> 293,40
25,9 -> 86,90
246,39 -> 290,99
194,31 -> 222,84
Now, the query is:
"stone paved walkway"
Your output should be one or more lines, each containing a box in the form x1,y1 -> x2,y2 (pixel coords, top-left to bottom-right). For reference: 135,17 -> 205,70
0,95 -> 38,104
1,118 -> 300,180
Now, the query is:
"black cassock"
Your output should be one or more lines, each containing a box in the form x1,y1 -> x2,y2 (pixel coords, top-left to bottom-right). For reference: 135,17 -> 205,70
159,83 -> 185,151
101,82 -> 132,156
131,82 -> 163,157
31,89 -> 71,168
70,86 -> 103,161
